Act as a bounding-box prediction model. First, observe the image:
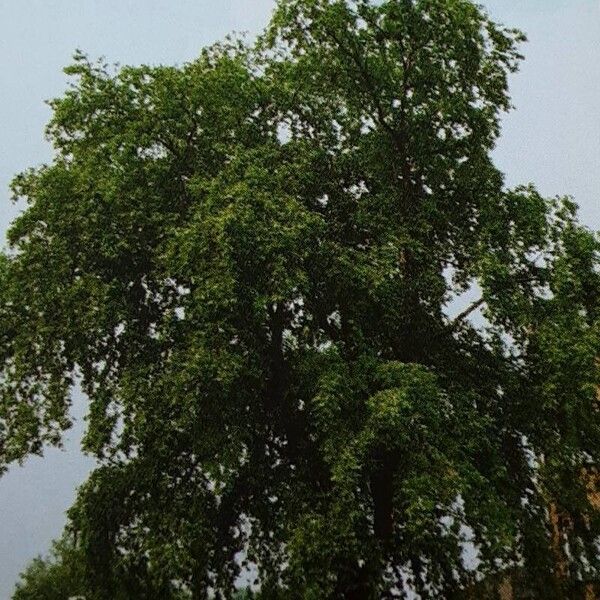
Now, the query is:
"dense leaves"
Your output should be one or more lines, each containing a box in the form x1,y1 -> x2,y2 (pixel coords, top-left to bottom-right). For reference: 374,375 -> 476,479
12,538 -> 86,600
3,1 -> 599,598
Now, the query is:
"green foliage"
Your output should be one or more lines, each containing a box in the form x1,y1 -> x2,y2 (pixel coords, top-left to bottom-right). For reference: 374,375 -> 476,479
13,537 -> 85,600
2,1 -> 599,598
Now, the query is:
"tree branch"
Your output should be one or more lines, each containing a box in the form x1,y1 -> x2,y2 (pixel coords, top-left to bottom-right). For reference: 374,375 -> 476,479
450,296 -> 485,328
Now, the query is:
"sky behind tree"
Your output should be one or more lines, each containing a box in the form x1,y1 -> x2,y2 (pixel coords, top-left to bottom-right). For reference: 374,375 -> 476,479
0,1 -> 598,597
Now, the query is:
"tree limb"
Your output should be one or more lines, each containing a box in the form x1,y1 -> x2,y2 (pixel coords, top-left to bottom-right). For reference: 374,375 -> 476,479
450,296 -> 486,328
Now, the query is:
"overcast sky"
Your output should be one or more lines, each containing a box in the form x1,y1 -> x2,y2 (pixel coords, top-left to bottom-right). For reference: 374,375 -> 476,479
0,1 -> 598,597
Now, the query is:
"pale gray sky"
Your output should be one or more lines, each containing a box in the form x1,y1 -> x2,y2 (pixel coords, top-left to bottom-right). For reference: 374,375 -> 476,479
0,1 -> 598,597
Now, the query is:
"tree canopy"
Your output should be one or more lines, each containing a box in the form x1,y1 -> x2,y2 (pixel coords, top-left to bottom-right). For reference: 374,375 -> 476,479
12,538 -> 86,600
3,0 -> 600,598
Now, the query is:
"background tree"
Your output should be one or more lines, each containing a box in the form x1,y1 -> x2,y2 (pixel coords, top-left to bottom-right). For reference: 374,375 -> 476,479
2,0 -> 599,598
12,537 -> 86,600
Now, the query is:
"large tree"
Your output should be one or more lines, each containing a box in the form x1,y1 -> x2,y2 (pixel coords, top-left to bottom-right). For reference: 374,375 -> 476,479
3,1 -> 599,598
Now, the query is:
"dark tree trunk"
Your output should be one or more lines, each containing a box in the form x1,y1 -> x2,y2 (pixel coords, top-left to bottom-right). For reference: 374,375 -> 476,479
371,463 -> 395,542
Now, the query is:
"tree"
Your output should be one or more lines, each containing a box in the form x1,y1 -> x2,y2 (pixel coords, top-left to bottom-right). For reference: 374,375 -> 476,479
12,534 -> 200,600
2,0 -> 599,598
12,537 -> 86,600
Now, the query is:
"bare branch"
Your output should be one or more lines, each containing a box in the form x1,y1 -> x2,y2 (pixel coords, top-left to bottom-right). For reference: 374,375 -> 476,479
450,296 -> 486,328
